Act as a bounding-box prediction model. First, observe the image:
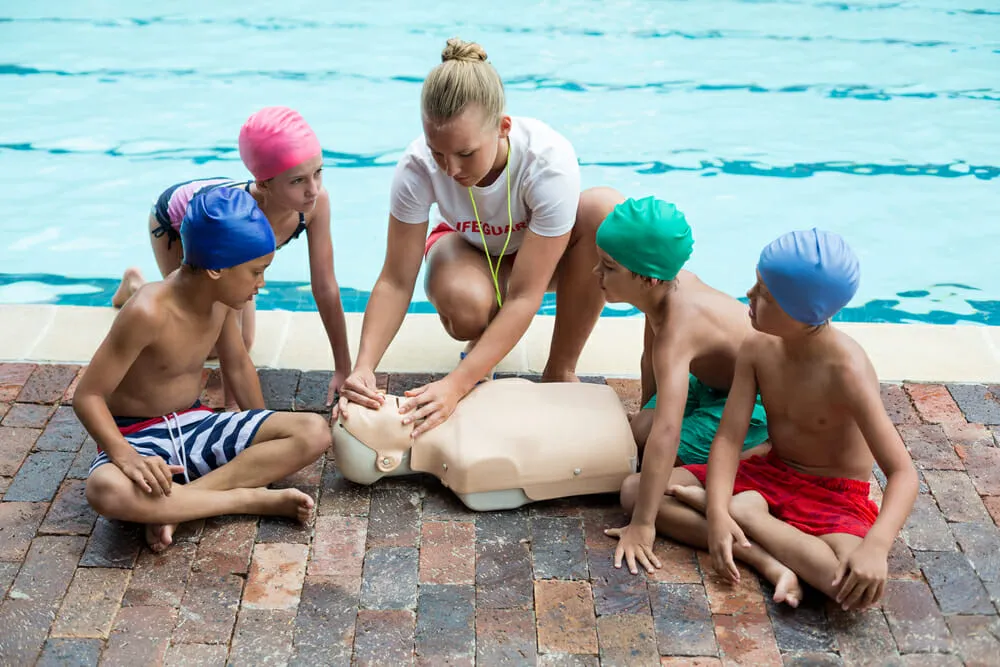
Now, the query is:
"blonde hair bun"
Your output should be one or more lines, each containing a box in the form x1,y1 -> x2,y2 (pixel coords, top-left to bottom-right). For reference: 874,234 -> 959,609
441,38 -> 488,63
423,37 -> 504,125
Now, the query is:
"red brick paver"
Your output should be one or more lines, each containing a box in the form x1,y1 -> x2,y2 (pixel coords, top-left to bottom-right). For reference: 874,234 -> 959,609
0,364 -> 998,665
905,383 -> 966,424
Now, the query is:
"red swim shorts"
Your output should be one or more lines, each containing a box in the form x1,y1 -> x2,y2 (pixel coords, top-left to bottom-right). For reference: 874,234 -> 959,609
424,222 -> 455,257
683,451 -> 879,538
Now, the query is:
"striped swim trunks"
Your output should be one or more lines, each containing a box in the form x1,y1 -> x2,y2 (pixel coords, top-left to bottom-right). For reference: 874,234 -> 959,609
89,404 -> 274,483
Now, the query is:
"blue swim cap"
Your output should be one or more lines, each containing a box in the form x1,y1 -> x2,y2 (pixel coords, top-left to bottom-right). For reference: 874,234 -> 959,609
181,188 -> 275,270
757,229 -> 859,325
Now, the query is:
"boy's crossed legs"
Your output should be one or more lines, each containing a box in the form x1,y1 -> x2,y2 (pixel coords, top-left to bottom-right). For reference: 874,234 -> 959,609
620,469 -> 804,607
86,411 -> 331,552
622,468 -> 873,609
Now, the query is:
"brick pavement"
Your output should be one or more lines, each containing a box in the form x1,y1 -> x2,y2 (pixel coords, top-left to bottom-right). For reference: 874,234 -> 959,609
1,363 -> 999,666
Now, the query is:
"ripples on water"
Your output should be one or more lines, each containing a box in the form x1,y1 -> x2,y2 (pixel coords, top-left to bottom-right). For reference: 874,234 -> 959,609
0,1 -> 997,322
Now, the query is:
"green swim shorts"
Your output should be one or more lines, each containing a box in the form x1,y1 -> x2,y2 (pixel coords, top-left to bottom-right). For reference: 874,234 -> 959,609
642,374 -> 768,465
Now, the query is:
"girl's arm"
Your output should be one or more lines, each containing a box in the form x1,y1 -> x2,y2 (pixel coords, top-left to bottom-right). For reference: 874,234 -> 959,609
305,191 -> 352,384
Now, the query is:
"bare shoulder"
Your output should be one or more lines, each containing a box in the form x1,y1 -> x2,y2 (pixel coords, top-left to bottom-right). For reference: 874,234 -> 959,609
738,329 -> 773,361
829,328 -> 878,392
676,271 -> 751,333
658,283 -> 714,338
115,283 -> 169,332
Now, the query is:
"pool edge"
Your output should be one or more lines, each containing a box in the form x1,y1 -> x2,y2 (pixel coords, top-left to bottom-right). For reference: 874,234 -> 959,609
2,304 -> 999,383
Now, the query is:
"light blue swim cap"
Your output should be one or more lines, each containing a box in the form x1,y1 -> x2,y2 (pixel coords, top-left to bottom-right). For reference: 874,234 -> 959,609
181,188 -> 275,270
757,228 -> 859,325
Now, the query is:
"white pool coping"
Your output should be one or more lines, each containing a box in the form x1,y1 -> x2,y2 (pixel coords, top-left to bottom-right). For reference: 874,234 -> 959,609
1,304 -> 999,383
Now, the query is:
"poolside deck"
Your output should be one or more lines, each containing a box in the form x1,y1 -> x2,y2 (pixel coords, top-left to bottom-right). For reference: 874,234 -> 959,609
1,363 -> 999,666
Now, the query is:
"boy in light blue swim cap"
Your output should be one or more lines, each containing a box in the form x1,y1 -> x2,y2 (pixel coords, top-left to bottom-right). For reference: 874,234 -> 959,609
629,229 -> 918,613
595,196 -> 768,575
75,188 -> 332,553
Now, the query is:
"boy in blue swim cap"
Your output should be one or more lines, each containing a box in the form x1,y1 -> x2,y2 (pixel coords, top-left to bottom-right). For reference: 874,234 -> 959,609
594,197 -> 769,573
621,228 -> 917,613
75,188 -> 331,553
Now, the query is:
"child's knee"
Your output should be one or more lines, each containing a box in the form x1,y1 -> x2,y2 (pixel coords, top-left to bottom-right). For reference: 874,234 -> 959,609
85,468 -> 132,517
728,489 -> 768,522
619,473 -> 641,512
630,410 -> 651,447
298,413 -> 332,459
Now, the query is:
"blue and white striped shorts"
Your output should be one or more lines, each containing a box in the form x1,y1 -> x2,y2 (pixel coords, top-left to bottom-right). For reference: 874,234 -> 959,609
89,407 -> 274,483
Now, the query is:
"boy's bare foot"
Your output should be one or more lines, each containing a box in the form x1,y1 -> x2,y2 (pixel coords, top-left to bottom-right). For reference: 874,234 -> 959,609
771,567 -> 803,608
672,485 -> 802,606
670,484 -> 708,513
145,523 -> 176,553
265,488 -> 315,524
111,267 -> 145,308
724,490 -> 801,607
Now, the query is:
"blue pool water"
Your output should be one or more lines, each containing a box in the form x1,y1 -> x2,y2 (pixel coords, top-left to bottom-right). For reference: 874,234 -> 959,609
1,1 -> 998,324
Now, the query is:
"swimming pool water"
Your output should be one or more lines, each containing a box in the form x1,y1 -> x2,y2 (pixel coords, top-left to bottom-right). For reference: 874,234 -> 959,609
1,1 -> 998,324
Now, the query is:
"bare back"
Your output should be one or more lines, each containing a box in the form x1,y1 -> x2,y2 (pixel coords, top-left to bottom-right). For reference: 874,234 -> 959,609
749,328 -> 878,481
107,281 -> 229,417
652,270 -> 755,391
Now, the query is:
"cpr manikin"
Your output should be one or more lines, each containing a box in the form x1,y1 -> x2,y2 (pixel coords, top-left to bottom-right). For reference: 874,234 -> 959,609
333,379 -> 638,510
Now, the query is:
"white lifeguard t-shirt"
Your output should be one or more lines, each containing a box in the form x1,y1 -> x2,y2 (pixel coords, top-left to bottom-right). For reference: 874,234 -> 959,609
390,116 -> 581,256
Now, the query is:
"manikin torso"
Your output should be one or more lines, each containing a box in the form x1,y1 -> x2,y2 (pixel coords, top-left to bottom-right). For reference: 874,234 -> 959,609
333,379 -> 639,510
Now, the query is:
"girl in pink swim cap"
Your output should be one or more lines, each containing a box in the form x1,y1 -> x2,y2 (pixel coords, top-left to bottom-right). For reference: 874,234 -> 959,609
113,106 -> 351,398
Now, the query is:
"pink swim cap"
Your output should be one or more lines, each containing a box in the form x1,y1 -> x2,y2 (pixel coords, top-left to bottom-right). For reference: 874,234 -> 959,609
238,106 -> 322,181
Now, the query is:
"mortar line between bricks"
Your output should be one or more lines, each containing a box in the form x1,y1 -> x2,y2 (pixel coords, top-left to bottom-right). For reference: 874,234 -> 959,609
900,391 -> 923,423
224,579 -> 245,653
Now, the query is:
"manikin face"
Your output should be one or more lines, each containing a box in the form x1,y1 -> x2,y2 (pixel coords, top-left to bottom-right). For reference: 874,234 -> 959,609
423,105 -> 510,188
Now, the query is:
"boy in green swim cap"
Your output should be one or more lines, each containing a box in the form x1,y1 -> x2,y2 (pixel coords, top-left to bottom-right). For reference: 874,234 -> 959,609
592,196 -> 768,573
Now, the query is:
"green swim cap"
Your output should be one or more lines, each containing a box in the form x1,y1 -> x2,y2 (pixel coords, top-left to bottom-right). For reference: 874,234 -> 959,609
596,196 -> 694,281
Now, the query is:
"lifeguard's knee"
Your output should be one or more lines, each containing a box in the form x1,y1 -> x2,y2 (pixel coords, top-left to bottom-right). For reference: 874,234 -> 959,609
576,187 -> 625,233
432,287 -> 492,341
439,308 -> 490,341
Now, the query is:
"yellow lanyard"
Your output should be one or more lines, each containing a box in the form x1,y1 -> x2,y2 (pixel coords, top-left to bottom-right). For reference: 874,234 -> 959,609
467,141 -> 513,308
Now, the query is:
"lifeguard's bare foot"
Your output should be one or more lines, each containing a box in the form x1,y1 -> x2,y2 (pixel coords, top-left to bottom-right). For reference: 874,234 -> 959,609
145,522 -> 176,553
112,267 -> 145,308
540,367 -> 579,383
